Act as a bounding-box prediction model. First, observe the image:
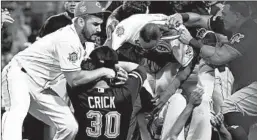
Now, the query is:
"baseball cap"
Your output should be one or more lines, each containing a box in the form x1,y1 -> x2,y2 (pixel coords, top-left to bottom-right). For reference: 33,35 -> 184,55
74,1 -> 111,17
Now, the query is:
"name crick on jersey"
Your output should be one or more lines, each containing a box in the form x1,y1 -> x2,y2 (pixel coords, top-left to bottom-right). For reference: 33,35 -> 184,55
88,96 -> 116,109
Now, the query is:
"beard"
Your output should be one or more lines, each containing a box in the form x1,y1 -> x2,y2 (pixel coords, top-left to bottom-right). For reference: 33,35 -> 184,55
81,28 -> 100,42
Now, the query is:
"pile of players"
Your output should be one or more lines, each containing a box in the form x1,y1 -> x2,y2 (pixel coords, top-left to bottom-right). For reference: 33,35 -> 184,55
1,1 -> 257,140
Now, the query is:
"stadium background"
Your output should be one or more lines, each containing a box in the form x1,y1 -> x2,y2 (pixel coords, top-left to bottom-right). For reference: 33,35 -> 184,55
1,1 -> 257,140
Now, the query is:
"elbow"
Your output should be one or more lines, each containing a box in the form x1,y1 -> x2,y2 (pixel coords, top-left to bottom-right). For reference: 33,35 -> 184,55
67,80 -> 77,88
67,78 -> 80,88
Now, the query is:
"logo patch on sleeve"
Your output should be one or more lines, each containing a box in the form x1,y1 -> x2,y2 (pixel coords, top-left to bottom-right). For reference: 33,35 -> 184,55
116,26 -> 124,37
68,52 -> 78,63
230,33 -> 245,44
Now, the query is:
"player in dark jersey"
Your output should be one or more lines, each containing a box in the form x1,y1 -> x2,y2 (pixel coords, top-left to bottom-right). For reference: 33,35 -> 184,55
67,46 -> 147,140
177,1 -> 257,138
38,1 -> 79,37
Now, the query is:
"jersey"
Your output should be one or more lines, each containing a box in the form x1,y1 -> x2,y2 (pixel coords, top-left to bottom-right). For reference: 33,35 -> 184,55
209,16 -> 257,90
111,14 -> 168,51
14,24 -> 85,89
68,68 -> 147,140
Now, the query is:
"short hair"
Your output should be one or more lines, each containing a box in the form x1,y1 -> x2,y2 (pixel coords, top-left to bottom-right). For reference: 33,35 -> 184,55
225,1 -> 251,17
81,46 -> 118,70
140,23 -> 161,43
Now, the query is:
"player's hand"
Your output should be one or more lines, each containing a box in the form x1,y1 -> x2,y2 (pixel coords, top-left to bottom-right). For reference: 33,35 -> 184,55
1,9 -> 14,26
211,113 -> 224,129
114,66 -> 128,85
166,13 -> 183,28
103,68 -> 116,79
152,91 -> 172,111
179,28 -> 193,45
188,87 -> 203,107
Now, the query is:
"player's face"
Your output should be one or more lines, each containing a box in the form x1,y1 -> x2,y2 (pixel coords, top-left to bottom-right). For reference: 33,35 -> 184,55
82,15 -> 103,42
139,37 -> 158,52
64,1 -> 80,14
222,4 -> 237,30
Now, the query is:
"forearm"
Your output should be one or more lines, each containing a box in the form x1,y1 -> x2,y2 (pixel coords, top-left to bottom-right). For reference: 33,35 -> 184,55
181,12 -> 210,29
217,125 -> 233,140
189,39 -> 233,65
116,61 -> 139,72
66,68 -> 107,87
164,104 -> 194,139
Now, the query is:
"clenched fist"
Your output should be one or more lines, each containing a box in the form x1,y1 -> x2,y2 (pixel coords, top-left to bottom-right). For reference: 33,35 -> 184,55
188,87 -> 203,107
179,28 -> 193,45
166,13 -> 183,28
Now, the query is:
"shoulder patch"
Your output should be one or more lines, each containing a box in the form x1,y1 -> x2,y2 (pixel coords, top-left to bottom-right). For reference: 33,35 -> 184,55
116,26 -> 125,37
68,52 -> 78,63
230,33 -> 245,44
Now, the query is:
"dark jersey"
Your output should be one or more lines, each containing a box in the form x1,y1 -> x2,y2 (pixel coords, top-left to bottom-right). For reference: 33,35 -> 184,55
68,68 -> 146,140
38,12 -> 72,37
209,16 -> 257,90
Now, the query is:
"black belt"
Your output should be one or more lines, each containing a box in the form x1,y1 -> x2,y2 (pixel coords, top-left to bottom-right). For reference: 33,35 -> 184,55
21,67 -> 27,73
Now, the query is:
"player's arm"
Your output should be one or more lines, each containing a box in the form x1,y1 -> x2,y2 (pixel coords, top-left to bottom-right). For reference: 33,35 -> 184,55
116,61 -> 139,72
162,88 -> 203,140
110,66 -> 147,104
91,66 -> 147,104
63,68 -> 114,87
179,28 -> 242,66
107,5 -> 122,22
105,23 -> 128,50
154,59 -> 195,109
179,13 -> 226,35
211,113 -> 232,140
56,41 -> 115,87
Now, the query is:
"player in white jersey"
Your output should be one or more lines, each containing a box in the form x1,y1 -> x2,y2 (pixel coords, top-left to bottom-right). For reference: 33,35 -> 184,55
1,2 -> 117,140
106,13 -> 198,140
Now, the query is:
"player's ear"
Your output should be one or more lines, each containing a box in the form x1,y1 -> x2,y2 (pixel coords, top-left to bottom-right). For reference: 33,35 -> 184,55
77,17 -> 85,27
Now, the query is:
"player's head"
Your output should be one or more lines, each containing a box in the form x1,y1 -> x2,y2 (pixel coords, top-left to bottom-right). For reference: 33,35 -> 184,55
122,1 -> 150,15
222,1 -> 251,30
81,46 -> 118,71
64,1 -> 80,15
73,1 -> 111,42
81,46 -> 119,87
139,23 -> 162,52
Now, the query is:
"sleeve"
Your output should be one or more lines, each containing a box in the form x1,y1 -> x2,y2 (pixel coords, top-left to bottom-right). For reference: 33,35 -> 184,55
55,41 -> 83,71
111,24 -> 129,50
148,14 -> 168,25
208,16 -> 226,34
226,29 -> 254,56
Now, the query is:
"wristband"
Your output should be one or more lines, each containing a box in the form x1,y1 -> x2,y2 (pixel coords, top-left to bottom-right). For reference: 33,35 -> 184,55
181,13 -> 190,22
189,38 -> 203,49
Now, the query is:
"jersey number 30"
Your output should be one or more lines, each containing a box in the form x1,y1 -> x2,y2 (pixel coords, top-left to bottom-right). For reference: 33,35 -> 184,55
86,110 -> 121,138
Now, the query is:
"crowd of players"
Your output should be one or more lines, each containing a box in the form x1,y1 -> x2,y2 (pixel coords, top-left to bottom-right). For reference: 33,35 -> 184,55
1,1 -> 257,140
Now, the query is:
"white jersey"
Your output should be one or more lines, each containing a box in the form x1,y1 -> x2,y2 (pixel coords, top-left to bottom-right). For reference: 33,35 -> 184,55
112,14 -> 194,67
14,24 -> 86,89
111,14 -> 168,50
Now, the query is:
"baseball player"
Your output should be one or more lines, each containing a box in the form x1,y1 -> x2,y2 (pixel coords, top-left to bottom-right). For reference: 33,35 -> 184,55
67,46 -> 147,140
1,1 -> 115,140
106,13 -> 198,140
178,1 -> 257,136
